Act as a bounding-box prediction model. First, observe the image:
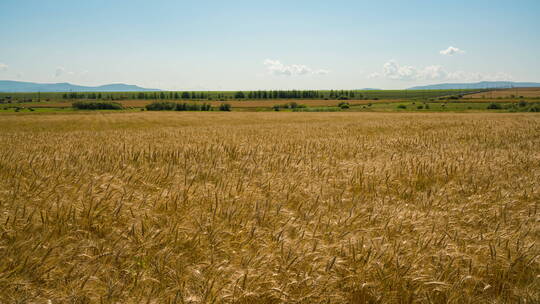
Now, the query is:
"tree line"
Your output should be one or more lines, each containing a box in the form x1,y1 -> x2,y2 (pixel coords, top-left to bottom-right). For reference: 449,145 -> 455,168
61,90 -> 371,100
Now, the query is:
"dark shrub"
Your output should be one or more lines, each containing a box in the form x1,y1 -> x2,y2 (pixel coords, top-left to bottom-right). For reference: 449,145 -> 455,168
337,96 -> 349,100
529,105 -> 540,112
417,105 -> 424,109
518,100 -> 528,107
181,103 -> 212,111
145,101 -> 177,111
186,103 -> 201,111
397,105 -> 407,109
487,103 -> 502,110
219,103 -> 231,111
73,101 -> 123,110
175,103 -> 187,111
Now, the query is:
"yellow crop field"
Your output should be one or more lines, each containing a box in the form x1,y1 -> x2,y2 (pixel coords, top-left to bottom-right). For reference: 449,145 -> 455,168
0,112 -> 539,303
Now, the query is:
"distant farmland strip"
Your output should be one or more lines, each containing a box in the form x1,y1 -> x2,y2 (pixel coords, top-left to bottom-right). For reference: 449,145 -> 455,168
0,89 -> 483,103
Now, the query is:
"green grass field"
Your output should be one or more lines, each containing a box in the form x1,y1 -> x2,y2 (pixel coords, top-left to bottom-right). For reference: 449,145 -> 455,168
347,102 -> 527,112
1,100 -> 539,114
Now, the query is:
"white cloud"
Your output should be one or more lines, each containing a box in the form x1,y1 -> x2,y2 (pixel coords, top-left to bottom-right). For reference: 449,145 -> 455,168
0,63 -> 8,71
313,69 -> 330,75
263,59 -> 329,76
372,60 -> 443,81
421,65 -> 448,80
440,46 -> 465,56
382,60 -> 417,80
369,60 -> 512,82
55,66 -> 75,77
55,66 -> 65,77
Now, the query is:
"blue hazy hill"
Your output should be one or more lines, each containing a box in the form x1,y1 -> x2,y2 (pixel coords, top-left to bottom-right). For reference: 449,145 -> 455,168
0,80 -> 160,92
408,81 -> 540,90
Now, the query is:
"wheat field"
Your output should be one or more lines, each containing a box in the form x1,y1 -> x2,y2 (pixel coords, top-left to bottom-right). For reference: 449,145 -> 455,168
0,112 -> 538,303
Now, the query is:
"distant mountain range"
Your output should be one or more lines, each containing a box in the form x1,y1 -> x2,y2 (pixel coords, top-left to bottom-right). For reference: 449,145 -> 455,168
408,81 -> 540,90
0,80 -> 160,92
3,80 -> 539,93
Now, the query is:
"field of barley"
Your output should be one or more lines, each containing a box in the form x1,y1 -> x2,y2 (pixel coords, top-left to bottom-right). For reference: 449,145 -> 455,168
0,112 -> 539,303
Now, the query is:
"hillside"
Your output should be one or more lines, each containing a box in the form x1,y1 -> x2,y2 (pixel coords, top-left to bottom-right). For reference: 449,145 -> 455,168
408,81 -> 540,90
0,80 -> 160,92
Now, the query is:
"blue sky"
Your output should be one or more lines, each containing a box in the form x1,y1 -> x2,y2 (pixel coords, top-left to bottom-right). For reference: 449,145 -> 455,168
1,0 -> 539,90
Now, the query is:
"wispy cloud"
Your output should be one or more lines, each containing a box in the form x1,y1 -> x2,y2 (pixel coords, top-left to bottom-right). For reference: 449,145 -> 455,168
55,66 -> 75,77
0,63 -> 8,71
263,59 -> 329,76
55,67 -> 65,77
440,46 -> 465,56
368,60 -> 443,81
369,60 -> 512,82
